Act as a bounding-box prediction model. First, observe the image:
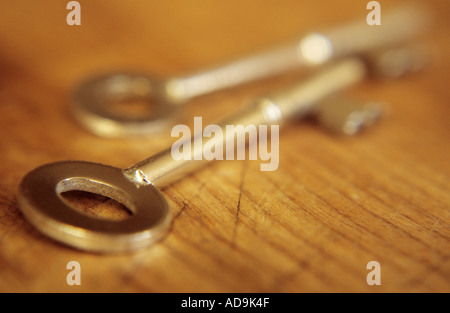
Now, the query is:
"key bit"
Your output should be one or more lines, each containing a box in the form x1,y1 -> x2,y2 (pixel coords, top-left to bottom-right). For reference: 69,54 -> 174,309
315,45 -> 429,135
317,97 -> 384,135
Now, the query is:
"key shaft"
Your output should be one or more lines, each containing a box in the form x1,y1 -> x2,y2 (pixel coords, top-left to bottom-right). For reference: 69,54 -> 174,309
124,58 -> 366,188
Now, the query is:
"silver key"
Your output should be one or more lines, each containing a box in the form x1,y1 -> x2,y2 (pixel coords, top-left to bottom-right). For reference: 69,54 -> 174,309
72,6 -> 426,137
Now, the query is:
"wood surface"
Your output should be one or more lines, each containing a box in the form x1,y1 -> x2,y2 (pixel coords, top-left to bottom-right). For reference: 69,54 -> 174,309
0,0 -> 449,292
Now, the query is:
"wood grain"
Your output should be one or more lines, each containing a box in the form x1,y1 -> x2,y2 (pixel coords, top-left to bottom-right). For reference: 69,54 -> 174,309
0,0 -> 449,292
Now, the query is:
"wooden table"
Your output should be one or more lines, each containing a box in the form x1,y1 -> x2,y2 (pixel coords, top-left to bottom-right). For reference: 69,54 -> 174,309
0,0 -> 448,292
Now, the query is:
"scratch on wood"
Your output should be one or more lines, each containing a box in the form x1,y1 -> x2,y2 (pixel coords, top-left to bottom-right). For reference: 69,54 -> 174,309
169,202 -> 188,232
232,162 -> 248,246
175,202 -> 188,220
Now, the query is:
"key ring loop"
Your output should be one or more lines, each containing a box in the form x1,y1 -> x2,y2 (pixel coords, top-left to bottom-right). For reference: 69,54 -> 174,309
18,161 -> 171,253
72,73 -> 183,137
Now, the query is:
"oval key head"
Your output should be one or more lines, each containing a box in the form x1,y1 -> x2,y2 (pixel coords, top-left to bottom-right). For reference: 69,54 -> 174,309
17,161 -> 171,253
72,73 -> 184,137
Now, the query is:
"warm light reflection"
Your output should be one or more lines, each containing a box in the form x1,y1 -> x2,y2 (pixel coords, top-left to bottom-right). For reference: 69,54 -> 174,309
298,33 -> 333,65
